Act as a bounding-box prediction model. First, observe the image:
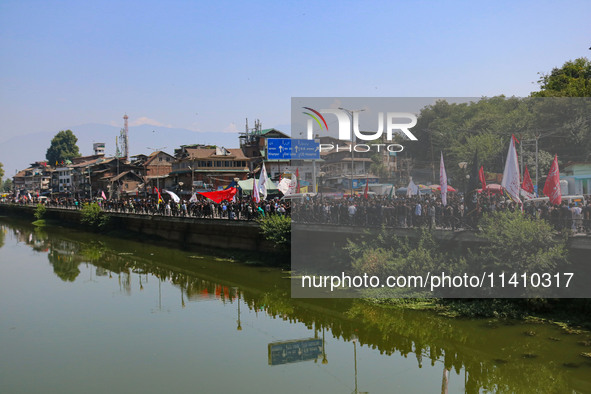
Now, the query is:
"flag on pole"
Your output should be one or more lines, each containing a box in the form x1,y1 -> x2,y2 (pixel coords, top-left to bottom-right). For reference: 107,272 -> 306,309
440,152 -> 448,206
252,177 -> 260,203
543,154 -> 562,205
295,168 -> 301,193
388,185 -> 394,199
164,190 -> 180,203
277,177 -> 297,196
479,166 -> 487,190
198,187 -> 237,203
156,188 -> 163,203
189,193 -> 198,203
467,150 -> 480,196
363,176 -> 369,199
258,164 -> 268,200
521,166 -> 536,199
101,190 -> 107,200
407,179 -> 418,197
501,135 -> 522,204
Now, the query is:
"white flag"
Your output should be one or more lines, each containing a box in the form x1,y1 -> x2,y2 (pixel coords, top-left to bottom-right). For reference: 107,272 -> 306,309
258,164 -> 268,200
164,190 -> 180,203
501,136 -> 522,204
252,177 -> 260,203
440,152 -> 448,206
189,193 -> 198,203
277,177 -> 297,196
407,179 -> 418,197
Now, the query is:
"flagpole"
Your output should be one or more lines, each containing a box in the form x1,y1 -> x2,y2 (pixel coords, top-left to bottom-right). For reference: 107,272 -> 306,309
520,137 -> 523,180
535,135 -> 539,195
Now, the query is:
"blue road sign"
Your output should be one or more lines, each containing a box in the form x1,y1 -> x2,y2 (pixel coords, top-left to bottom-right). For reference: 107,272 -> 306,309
267,138 -> 292,160
267,139 -> 320,160
292,139 -> 320,160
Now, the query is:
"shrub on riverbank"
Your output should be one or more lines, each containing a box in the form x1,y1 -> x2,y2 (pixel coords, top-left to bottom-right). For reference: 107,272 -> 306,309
475,210 -> 568,276
80,203 -> 109,230
32,203 -> 47,226
344,210 -> 588,323
259,214 -> 291,249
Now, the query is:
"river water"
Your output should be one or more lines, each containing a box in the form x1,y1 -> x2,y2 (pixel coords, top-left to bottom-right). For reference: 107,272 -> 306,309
0,217 -> 590,393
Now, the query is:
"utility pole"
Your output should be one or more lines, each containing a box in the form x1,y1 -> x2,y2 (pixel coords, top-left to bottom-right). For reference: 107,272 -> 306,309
87,166 -> 92,200
339,107 -> 365,196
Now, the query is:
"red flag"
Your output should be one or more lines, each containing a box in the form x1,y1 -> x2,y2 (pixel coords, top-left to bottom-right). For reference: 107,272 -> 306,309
479,166 -> 487,190
363,176 -> 369,199
295,168 -> 300,193
543,155 -> 561,205
522,167 -> 534,194
198,187 -> 237,203
157,188 -> 163,203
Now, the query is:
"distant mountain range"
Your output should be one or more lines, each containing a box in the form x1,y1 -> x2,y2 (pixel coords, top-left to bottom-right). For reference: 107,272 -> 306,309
0,123 -> 289,178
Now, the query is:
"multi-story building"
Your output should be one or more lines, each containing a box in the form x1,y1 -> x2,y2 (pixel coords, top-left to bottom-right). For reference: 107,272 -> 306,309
171,145 -> 250,194
316,137 -> 376,193
54,166 -> 73,193
132,151 -> 175,194
13,162 -> 54,195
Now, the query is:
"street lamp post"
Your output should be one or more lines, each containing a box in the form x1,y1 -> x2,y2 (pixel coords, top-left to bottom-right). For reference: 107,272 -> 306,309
338,107 -> 365,196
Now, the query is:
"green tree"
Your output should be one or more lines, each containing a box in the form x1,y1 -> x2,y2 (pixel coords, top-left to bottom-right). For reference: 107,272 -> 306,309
0,162 -> 4,183
2,178 -> 12,192
46,130 -> 81,165
531,57 -> 591,97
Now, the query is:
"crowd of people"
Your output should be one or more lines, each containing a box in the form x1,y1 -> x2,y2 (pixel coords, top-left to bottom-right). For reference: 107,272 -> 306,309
5,195 -> 290,221
291,193 -> 591,233
2,191 -> 590,233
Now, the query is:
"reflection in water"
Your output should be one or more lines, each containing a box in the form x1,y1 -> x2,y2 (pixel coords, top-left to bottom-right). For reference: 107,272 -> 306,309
1,219 -> 591,393
268,338 -> 323,365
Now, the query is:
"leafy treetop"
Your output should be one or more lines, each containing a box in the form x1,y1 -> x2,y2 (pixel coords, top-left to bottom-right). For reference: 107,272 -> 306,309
46,130 -> 81,165
531,57 -> 591,97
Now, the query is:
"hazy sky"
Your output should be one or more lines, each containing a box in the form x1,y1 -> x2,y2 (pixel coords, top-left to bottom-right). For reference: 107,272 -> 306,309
1,0 -> 590,142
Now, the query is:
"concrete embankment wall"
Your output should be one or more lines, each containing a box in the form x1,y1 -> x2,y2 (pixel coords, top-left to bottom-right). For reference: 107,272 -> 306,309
0,204 -> 274,253
292,223 -> 591,252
